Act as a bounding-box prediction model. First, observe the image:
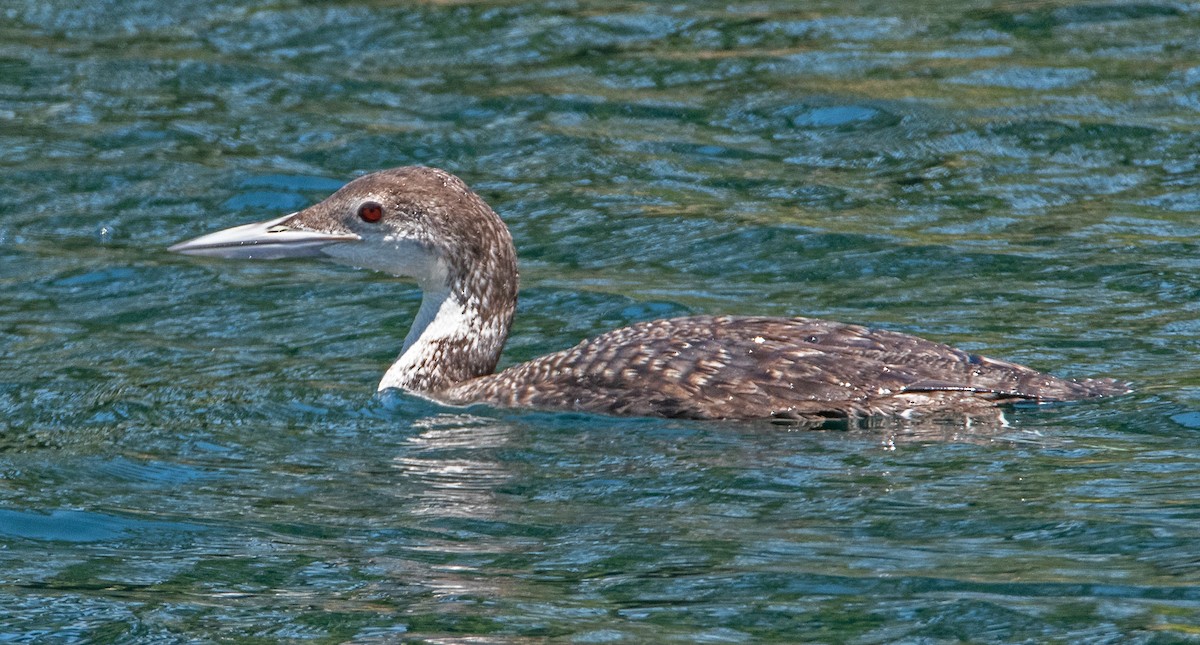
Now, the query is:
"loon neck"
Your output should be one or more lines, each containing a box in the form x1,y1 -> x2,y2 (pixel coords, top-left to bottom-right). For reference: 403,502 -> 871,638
379,255 -> 518,395
379,282 -> 512,394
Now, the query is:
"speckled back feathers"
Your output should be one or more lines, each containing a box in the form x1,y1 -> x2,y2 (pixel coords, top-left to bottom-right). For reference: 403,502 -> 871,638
445,315 -> 1127,422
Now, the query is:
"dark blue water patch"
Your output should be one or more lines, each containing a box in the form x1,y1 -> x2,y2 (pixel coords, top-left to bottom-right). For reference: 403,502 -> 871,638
966,4 -> 1184,35
1169,411 -> 1200,430
238,173 -> 346,193
790,105 -> 885,128
987,120 -> 1161,153
0,508 -> 202,543
720,96 -> 911,136
222,191 -> 309,212
85,123 -> 175,153
50,266 -> 136,289
1054,3 -> 1183,25
653,225 -> 1054,284
92,456 -> 218,488
499,288 -> 693,363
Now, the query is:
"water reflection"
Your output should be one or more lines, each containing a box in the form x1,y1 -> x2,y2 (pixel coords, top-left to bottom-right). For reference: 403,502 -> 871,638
389,414 -> 524,604
393,414 -> 513,522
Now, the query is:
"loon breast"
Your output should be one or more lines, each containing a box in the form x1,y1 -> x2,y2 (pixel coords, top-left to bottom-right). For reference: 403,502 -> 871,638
170,166 -> 1129,423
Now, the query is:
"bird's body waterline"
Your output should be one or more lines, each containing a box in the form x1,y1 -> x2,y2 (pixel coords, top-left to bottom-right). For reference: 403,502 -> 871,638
170,166 -> 1127,423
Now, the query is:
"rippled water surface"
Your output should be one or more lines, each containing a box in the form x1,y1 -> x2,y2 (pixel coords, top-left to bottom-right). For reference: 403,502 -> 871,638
3,0 -> 1200,641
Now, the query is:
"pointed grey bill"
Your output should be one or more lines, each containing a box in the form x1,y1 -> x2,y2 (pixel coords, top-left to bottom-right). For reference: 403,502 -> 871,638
169,213 -> 360,259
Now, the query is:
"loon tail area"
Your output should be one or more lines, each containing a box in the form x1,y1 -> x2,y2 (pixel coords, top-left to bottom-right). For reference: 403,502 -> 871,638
1066,377 -> 1132,400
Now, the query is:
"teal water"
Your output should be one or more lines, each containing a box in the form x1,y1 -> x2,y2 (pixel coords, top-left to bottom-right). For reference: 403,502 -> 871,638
3,0 -> 1200,641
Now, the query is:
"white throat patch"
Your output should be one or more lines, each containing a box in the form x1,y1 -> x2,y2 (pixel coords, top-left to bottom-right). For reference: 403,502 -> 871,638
377,284 -> 505,393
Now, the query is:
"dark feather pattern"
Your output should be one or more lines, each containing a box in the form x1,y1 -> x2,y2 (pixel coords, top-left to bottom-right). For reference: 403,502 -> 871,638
444,315 -> 1128,422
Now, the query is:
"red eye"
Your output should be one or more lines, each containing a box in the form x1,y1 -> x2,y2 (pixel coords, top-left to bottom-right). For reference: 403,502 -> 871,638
358,201 -> 383,223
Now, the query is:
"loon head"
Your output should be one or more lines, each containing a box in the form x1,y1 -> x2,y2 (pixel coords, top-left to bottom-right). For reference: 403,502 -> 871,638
170,166 -> 517,294
171,166 -> 521,392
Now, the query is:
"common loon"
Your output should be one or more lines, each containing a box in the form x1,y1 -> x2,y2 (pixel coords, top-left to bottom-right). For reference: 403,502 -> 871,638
170,166 -> 1127,422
